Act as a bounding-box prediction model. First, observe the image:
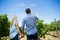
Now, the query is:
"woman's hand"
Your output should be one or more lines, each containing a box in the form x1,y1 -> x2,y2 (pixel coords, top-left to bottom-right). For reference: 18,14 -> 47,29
20,33 -> 24,38
19,34 -> 24,39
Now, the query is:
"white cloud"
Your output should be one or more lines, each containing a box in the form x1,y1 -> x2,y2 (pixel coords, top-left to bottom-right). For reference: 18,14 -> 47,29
30,4 -> 36,7
17,3 -> 36,7
17,3 -> 26,7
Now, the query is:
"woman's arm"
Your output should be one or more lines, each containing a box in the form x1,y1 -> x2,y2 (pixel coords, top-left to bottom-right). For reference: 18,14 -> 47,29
15,20 -> 21,35
15,20 -> 24,38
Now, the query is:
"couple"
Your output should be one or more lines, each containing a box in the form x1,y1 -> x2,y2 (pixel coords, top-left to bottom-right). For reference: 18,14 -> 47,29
10,8 -> 39,40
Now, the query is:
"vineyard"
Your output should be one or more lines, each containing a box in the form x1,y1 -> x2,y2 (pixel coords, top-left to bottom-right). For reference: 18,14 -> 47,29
0,14 -> 60,40
36,20 -> 60,40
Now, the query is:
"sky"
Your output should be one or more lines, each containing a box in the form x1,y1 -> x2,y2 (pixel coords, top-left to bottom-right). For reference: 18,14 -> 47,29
0,0 -> 60,26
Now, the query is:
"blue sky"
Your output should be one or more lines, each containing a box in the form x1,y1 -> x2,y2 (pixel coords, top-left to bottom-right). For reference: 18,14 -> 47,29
0,0 -> 60,26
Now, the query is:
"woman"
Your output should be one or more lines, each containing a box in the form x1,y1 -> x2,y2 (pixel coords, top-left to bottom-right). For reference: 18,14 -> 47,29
10,15 -> 23,40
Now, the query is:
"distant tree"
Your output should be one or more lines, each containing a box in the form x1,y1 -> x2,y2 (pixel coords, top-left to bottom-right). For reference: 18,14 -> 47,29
50,19 -> 60,31
57,20 -> 60,30
50,21 -> 56,31
0,14 -> 10,39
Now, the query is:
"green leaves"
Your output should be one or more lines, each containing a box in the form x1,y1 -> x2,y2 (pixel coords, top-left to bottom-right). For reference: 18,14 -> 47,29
36,20 -> 50,38
36,19 -> 60,39
0,14 -> 10,37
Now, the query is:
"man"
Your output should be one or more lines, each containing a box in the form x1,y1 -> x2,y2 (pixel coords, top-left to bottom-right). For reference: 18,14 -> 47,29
21,8 -> 39,40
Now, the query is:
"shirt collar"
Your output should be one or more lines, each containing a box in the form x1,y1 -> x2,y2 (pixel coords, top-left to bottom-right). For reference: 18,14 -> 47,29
27,13 -> 31,16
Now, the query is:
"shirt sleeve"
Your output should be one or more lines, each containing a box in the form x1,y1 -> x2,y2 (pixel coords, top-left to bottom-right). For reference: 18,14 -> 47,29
21,19 -> 25,32
35,16 -> 39,20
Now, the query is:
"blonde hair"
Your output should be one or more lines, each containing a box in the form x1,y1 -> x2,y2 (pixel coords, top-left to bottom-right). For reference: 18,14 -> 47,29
10,15 -> 17,27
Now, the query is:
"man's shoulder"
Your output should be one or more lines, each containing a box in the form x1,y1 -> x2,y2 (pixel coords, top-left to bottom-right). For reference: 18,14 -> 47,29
23,14 -> 35,19
30,14 -> 36,17
23,17 -> 27,21
31,14 -> 39,20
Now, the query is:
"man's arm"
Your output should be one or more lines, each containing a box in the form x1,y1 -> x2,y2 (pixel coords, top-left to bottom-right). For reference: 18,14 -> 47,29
35,15 -> 39,20
21,19 -> 25,34
35,13 -> 39,20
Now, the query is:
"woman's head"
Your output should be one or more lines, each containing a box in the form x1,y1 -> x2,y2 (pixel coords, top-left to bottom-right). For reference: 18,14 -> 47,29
13,15 -> 17,21
10,15 -> 17,27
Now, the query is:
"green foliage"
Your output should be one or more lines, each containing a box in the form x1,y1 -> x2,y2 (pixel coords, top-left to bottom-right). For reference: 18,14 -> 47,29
50,20 -> 60,31
50,22 -> 56,31
57,20 -> 60,30
36,20 -> 44,38
36,20 -> 50,38
0,14 -> 10,38
36,19 -> 60,39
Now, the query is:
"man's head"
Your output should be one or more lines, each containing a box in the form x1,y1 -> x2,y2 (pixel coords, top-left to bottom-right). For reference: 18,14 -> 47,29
25,8 -> 31,14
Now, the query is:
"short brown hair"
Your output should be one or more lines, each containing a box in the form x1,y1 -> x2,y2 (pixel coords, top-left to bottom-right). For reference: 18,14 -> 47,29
25,8 -> 31,14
